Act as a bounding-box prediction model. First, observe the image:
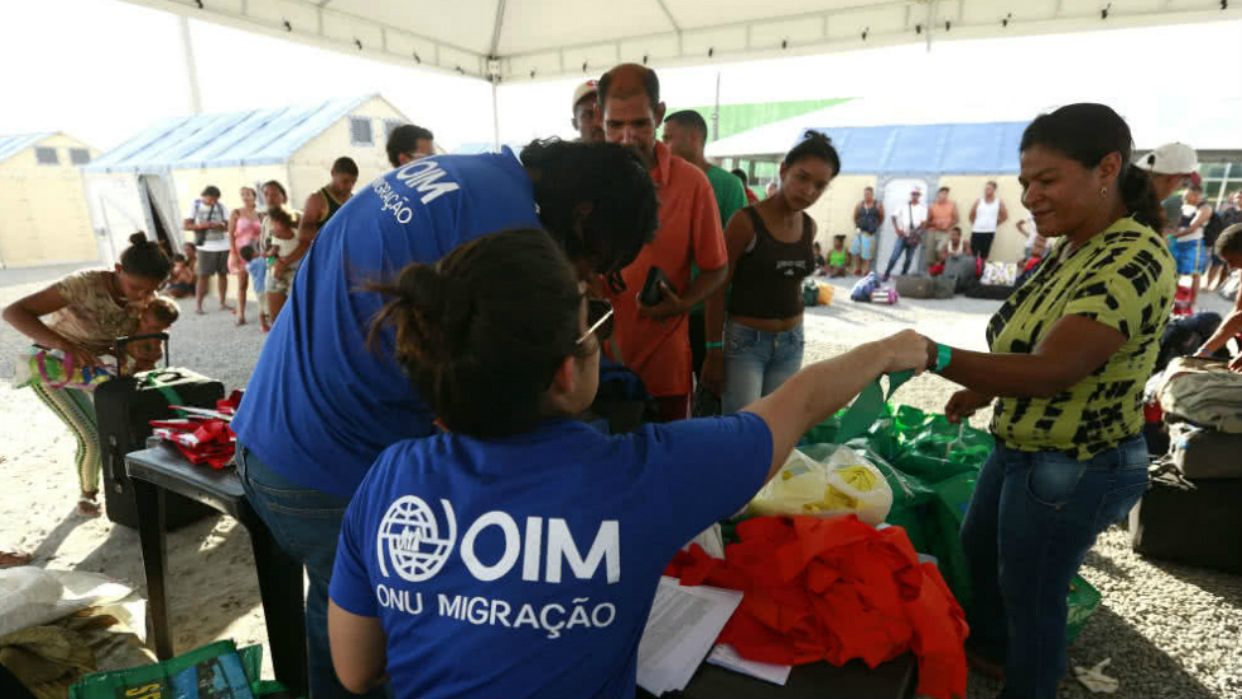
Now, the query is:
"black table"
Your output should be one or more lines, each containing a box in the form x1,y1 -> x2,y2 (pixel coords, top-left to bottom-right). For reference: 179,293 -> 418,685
125,443 -> 308,698
637,653 -> 917,699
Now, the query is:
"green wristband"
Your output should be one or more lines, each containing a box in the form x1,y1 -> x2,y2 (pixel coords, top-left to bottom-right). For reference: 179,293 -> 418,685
934,344 -> 952,373
706,341 -> 723,349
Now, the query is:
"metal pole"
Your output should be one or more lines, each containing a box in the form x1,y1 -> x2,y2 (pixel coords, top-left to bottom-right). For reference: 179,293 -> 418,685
712,71 -> 721,142
491,81 -> 501,151
178,16 -> 203,114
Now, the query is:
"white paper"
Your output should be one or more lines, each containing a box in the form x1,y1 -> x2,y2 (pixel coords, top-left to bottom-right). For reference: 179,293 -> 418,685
636,576 -> 744,696
706,643 -> 793,686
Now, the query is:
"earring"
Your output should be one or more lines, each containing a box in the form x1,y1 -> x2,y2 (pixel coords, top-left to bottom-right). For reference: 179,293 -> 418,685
1100,187 -> 1108,198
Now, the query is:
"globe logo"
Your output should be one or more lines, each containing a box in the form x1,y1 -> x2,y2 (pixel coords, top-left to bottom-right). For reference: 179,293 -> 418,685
376,496 -> 457,583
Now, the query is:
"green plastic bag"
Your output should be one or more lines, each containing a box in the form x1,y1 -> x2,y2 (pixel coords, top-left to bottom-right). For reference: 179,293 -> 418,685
70,640 -> 289,699
1066,575 -> 1102,643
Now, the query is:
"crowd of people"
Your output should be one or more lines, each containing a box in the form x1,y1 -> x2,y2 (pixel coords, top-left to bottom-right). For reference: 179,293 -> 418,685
4,60 -> 1242,699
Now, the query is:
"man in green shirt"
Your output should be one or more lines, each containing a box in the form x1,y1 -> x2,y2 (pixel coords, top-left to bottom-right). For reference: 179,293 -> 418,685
662,110 -> 749,403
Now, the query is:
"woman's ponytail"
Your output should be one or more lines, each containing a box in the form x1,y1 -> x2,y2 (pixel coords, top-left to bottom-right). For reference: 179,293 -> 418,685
1119,165 -> 1165,231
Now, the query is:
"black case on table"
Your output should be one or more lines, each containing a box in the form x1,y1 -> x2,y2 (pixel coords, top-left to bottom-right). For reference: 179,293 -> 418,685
95,333 -> 223,530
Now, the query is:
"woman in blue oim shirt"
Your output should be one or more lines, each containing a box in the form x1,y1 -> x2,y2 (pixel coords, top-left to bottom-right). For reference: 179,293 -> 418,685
326,229 -> 930,699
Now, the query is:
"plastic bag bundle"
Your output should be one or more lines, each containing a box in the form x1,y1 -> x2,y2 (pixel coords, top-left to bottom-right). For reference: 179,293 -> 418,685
747,446 -> 893,525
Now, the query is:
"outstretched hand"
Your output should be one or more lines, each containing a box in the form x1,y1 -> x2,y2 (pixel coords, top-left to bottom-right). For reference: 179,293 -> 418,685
946,389 -> 993,424
881,330 -> 933,376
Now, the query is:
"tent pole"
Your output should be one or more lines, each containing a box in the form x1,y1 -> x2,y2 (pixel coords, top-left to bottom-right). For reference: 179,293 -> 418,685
178,15 -> 203,114
491,81 -> 501,151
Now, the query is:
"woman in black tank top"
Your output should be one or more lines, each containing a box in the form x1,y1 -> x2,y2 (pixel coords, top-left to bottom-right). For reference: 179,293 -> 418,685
703,133 -> 841,414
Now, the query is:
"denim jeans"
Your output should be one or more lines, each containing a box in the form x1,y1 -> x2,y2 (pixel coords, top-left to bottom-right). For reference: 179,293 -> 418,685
960,435 -> 1149,699
237,444 -> 387,699
721,321 -> 804,414
884,236 -> 921,278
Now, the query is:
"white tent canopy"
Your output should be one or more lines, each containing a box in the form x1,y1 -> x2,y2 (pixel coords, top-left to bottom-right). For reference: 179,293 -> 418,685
121,0 -> 1240,83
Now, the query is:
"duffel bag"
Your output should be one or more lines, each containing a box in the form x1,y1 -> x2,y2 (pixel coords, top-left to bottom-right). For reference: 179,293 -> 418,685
1157,357 -> 1242,433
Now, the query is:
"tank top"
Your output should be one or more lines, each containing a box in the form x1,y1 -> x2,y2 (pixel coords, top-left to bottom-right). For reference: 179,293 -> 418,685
728,207 -> 816,319
234,213 -> 262,246
319,187 -> 346,224
1178,203 -> 1204,242
857,202 -> 881,234
944,237 -> 966,257
974,197 -> 1001,232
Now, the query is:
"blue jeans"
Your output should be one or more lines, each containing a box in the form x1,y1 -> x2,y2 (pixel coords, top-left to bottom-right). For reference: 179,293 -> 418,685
237,445 -> 387,699
722,321 -> 804,414
884,236 -> 920,278
960,436 -> 1149,699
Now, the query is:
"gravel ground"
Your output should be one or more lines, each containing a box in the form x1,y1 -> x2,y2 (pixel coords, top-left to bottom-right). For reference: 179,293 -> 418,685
1,268 -> 1239,698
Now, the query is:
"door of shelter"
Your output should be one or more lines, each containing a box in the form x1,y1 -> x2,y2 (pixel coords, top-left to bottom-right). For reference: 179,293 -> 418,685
875,176 -> 936,275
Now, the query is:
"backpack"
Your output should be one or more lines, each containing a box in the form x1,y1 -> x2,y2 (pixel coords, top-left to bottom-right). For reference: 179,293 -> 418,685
1155,312 -> 1223,372
850,273 -> 882,302
1157,357 -> 1242,433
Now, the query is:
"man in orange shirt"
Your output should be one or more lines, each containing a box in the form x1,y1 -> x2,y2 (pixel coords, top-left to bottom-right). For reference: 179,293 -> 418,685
598,63 -> 729,421
925,186 -> 959,272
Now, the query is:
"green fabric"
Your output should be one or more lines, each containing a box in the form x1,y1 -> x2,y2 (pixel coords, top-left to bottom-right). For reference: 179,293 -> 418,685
666,99 -> 852,142
706,166 -> 749,231
70,641 -> 288,699
828,250 -> 848,267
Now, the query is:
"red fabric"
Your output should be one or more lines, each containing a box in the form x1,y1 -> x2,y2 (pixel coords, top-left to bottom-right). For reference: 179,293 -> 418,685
929,263 -> 946,277
149,390 -> 244,469
664,515 -> 968,699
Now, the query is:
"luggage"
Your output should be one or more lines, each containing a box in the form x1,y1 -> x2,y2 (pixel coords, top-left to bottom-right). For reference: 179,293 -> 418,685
964,282 -> 1016,300
1129,476 -> 1242,574
1166,421 -> 1242,480
1156,313 -> 1225,372
96,334 -> 224,530
944,255 -> 977,293
894,275 -> 934,299
933,275 -> 957,299
1157,357 -> 1242,433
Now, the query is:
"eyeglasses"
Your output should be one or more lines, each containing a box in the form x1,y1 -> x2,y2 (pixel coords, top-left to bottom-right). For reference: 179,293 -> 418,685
576,299 -> 614,346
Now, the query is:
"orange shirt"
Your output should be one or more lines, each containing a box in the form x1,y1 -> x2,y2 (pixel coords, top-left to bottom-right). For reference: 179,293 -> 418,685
929,201 -> 957,231
607,142 -> 727,397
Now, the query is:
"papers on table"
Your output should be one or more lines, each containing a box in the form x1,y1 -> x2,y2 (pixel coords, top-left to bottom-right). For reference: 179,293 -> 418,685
636,576 -> 743,696
707,643 -> 793,686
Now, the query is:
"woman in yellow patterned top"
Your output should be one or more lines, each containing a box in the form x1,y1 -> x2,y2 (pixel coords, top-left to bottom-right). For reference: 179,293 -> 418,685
922,105 -> 1175,699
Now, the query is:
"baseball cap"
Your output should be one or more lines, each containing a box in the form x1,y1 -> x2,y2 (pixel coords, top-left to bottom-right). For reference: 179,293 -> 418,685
1135,142 -> 1200,184
572,80 -> 598,111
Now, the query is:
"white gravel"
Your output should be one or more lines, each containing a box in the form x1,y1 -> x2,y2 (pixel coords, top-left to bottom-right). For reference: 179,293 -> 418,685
1,267 -> 1238,698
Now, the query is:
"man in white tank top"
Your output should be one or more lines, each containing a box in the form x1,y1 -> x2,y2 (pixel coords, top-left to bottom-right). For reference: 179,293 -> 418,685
969,181 -> 1009,261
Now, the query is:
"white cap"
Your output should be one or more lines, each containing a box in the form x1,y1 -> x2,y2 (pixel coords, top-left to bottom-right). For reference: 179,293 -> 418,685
1134,142 -> 1199,176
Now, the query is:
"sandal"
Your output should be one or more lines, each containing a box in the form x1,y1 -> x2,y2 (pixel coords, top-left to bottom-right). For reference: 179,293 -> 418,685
77,496 -> 101,517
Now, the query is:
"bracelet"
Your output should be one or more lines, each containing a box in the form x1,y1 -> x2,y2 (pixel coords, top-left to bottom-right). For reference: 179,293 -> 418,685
933,343 -> 952,373
705,341 -> 723,349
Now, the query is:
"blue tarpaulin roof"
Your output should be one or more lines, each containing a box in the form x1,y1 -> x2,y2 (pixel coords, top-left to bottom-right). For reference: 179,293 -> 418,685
83,95 -> 378,174
0,132 -> 53,165
800,122 -> 1029,175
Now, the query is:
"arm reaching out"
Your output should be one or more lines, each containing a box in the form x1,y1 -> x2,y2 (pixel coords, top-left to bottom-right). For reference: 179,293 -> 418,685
745,330 -> 930,482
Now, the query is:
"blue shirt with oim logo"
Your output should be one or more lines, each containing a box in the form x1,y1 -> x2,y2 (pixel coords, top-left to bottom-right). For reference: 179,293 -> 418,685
231,149 -> 543,498
329,415 -> 772,699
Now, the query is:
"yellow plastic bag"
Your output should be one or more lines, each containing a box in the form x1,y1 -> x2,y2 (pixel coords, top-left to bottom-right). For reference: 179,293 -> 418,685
747,446 -> 893,525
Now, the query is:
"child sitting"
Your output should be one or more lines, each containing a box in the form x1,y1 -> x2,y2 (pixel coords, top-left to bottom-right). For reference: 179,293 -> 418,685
126,296 -> 180,373
166,254 -> 196,298
239,244 -> 270,332
813,241 -> 827,275
265,206 -> 300,321
826,235 -> 850,277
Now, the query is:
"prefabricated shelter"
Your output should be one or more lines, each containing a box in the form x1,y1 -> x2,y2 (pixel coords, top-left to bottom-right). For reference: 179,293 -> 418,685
0,133 -> 101,268
81,94 -> 412,264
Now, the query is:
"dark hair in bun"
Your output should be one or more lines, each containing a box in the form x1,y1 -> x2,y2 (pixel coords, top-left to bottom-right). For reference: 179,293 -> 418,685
120,232 -> 172,281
